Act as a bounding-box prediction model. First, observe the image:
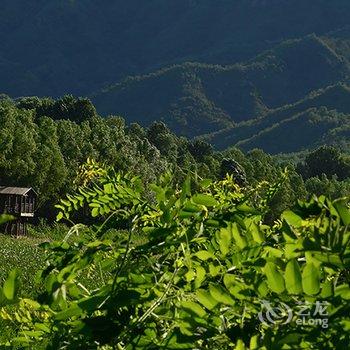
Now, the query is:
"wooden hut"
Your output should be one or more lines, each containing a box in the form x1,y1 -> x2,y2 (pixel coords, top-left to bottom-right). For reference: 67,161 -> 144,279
0,187 -> 37,235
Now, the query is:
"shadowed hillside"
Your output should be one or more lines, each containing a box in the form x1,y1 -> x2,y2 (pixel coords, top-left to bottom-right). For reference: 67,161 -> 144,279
1,0 -> 350,97
206,84 -> 350,152
2,1 -> 350,153
93,36 -> 350,137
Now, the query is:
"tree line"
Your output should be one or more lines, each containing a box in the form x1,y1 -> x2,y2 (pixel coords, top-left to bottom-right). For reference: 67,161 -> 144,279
1,95 -> 350,220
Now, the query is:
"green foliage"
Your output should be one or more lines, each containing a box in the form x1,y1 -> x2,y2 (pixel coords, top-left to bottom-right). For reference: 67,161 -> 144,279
4,94 -> 350,226
1,95 -> 317,221
305,175 -> 350,199
2,165 -> 350,349
0,235 -> 46,299
0,222 -> 110,347
0,97 -> 222,217
299,145 -> 350,180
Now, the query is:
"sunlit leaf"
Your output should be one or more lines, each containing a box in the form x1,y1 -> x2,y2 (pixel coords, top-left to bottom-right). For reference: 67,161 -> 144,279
334,201 -> 350,225
196,289 -> 218,310
181,301 -> 206,318
209,284 -> 235,305
285,259 -> 302,294
264,262 -> 285,294
217,227 -> 231,256
194,251 -> 215,261
302,263 -> 320,295
283,210 -> 302,227
192,194 -> 218,207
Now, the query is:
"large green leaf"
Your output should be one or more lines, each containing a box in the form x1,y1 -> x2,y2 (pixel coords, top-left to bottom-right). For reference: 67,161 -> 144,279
230,223 -> 247,250
282,210 -> 302,227
192,194 -> 218,207
55,306 -> 83,320
335,285 -> 350,300
321,280 -> 333,298
217,227 -> 231,256
209,284 -> 235,305
311,252 -> 343,268
196,289 -> 218,310
181,301 -> 206,318
249,222 -> 264,244
224,277 -> 247,300
284,259 -> 302,294
223,274 -> 236,289
194,251 -> 215,261
264,262 -> 285,294
333,201 -> 350,225
78,294 -> 108,312
194,266 -> 206,288
3,269 -> 18,301
302,263 -> 320,295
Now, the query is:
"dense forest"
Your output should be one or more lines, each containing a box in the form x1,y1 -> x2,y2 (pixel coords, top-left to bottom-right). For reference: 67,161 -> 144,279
2,95 -> 350,220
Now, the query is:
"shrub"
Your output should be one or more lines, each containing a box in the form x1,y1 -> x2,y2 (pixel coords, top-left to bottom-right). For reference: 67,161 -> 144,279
1,165 -> 350,349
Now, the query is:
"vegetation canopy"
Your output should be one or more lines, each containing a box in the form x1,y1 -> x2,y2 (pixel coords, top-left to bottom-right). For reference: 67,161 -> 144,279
1,162 -> 350,349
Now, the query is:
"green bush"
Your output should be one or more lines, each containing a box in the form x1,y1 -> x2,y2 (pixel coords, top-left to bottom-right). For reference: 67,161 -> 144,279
1,165 -> 350,349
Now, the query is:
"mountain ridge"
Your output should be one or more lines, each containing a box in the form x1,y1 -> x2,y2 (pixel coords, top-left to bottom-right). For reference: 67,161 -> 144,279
93,35 -> 350,139
2,0 -> 350,96
2,1 -> 350,154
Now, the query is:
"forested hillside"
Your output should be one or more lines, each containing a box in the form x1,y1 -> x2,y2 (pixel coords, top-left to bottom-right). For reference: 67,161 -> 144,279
1,95 -> 350,223
1,1 -> 350,152
206,84 -> 350,152
1,0 -> 350,97
94,35 -> 350,139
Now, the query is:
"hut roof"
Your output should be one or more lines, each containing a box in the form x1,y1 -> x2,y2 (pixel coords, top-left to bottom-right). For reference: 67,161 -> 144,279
0,187 -> 37,196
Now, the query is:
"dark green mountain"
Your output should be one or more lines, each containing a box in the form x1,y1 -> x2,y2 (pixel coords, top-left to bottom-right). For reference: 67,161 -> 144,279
206,84 -> 350,152
2,0 -> 350,153
93,35 -> 350,137
1,0 -> 350,97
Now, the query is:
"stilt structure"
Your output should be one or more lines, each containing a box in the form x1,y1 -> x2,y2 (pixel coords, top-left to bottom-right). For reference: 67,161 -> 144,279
0,187 -> 37,236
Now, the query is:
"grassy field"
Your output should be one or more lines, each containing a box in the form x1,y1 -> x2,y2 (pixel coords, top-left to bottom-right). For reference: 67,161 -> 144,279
0,223 -> 69,346
0,223 -> 68,295
0,235 -> 46,345
0,235 -> 46,296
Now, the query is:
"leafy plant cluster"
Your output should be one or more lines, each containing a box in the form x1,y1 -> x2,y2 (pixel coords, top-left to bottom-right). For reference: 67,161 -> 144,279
1,164 -> 350,349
